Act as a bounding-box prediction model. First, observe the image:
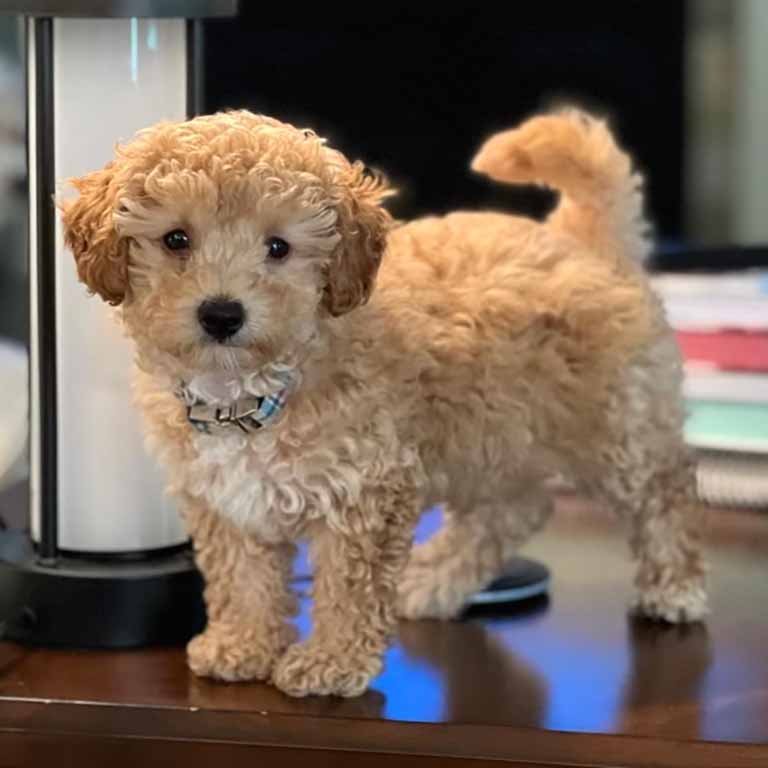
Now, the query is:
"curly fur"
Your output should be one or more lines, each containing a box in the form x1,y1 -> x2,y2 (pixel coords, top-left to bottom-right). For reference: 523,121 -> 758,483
60,107 -> 707,698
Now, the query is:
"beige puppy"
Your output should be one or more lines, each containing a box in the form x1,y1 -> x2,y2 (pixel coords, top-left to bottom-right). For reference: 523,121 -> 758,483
61,107 -> 707,698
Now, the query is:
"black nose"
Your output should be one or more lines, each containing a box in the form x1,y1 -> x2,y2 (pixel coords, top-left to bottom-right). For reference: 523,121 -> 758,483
197,298 -> 245,341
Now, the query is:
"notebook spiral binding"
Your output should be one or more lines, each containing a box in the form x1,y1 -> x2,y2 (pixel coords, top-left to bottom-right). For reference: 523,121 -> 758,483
547,449 -> 768,511
695,449 -> 768,510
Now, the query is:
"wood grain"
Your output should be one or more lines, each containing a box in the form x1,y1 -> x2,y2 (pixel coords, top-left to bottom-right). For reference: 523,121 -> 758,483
1,495 -> 767,766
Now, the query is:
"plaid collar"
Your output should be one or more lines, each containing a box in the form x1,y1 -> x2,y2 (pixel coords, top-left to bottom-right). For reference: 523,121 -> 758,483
176,382 -> 291,435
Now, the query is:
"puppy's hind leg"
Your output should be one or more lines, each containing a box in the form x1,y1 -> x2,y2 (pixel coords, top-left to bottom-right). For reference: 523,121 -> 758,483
397,484 -> 553,620
576,358 -> 708,624
590,443 -> 708,624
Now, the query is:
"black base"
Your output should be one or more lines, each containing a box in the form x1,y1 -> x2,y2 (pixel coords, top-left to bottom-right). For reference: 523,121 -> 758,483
467,557 -> 551,606
0,530 -> 206,648
296,556 -> 551,609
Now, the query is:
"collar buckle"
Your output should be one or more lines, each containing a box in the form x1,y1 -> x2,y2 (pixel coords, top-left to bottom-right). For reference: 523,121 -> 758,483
184,393 -> 285,435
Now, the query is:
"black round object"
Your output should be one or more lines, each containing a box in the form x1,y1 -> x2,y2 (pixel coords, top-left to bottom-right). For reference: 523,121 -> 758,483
467,557 -> 550,606
293,557 -> 551,607
0,530 -> 206,648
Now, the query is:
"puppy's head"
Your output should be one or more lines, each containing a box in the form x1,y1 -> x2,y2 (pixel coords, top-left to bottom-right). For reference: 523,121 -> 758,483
60,111 -> 393,378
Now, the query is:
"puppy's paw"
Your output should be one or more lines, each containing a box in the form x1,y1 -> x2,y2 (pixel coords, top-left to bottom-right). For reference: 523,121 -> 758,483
271,642 -> 382,698
187,623 -> 296,682
396,563 -> 465,620
632,580 -> 709,624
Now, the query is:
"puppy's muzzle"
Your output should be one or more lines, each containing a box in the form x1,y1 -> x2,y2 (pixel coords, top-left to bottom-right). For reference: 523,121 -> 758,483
197,298 -> 245,342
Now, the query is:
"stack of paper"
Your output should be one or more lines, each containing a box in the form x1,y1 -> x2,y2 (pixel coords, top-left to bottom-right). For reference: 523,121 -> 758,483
652,270 -> 768,455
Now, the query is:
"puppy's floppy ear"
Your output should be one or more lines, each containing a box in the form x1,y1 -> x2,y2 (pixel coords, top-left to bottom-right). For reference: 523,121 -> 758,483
323,163 -> 394,317
60,161 -> 128,306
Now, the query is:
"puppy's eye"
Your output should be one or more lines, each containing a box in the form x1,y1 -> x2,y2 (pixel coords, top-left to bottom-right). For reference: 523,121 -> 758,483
163,229 -> 190,252
265,236 -> 290,261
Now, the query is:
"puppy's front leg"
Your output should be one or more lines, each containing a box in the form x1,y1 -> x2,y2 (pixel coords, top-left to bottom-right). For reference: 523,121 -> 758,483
182,498 -> 299,682
272,486 -> 419,697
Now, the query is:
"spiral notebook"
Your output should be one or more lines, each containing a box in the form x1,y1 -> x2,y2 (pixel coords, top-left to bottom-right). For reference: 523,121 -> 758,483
696,450 -> 768,509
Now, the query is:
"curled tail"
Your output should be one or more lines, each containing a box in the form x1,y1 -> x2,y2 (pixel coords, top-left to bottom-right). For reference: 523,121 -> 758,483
471,108 -> 650,264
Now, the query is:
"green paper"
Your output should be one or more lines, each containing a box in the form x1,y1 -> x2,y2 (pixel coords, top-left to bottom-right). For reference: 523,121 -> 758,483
685,400 -> 768,453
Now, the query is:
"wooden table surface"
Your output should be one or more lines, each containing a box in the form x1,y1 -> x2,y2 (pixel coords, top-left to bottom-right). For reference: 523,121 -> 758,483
1,495 -> 767,767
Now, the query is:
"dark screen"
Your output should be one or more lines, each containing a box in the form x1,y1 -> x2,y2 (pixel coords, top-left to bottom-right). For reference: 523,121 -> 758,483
203,3 -> 685,240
